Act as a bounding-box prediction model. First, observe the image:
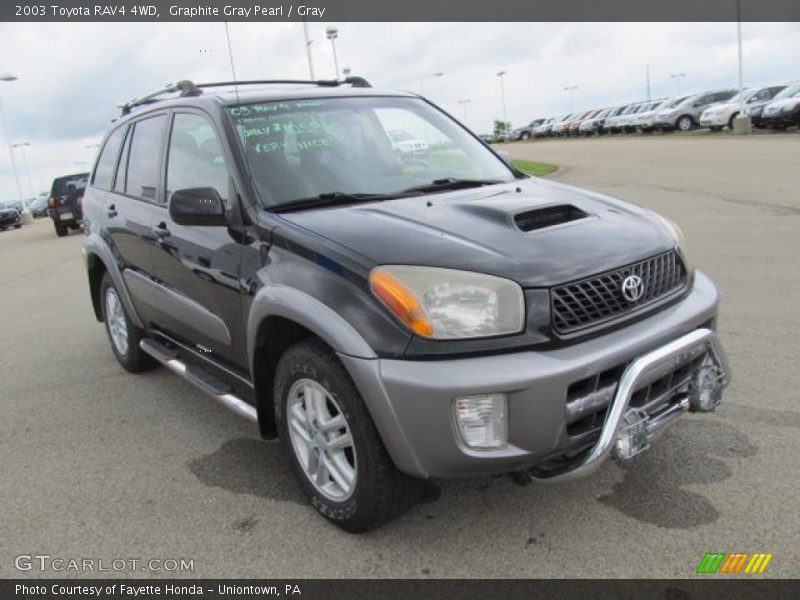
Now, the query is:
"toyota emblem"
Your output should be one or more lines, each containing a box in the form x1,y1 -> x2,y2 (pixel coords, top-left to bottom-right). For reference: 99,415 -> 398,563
621,275 -> 644,302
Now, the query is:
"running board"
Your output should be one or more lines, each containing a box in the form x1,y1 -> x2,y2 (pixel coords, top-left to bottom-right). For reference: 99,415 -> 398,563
140,338 -> 258,424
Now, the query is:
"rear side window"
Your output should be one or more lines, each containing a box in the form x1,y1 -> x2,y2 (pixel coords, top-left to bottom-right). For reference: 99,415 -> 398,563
92,127 -> 126,190
125,115 -> 167,201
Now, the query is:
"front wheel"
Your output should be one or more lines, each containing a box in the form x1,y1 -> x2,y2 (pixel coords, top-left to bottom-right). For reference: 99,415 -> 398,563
676,115 -> 694,131
275,339 -> 424,533
520,132 -> 531,140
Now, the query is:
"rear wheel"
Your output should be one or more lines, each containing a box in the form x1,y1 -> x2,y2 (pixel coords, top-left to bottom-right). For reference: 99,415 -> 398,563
520,132 -> 531,140
275,338 -> 424,533
100,272 -> 155,372
54,222 -> 68,237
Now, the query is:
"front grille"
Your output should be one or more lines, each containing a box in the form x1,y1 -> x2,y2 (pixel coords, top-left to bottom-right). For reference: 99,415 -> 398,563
551,250 -> 687,335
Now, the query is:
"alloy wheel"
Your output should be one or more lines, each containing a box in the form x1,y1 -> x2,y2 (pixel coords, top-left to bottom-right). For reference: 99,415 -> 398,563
287,378 -> 357,501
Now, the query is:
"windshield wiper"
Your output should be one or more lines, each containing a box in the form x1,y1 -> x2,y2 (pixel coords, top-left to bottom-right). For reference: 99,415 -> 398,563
395,178 -> 504,196
271,192 -> 390,213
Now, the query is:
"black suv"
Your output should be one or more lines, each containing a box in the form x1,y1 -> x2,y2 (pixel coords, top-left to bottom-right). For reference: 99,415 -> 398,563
82,78 -> 729,532
48,172 -> 89,236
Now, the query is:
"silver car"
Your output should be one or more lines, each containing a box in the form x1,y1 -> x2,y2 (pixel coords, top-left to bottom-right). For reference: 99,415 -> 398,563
653,89 -> 737,131
633,99 -> 668,132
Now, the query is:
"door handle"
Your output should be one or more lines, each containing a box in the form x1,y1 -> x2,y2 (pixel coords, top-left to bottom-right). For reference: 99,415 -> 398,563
106,204 -> 117,218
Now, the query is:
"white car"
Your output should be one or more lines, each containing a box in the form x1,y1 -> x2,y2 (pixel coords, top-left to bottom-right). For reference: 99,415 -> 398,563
699,84 -> 786,130
633,100 -> 667,132
388,130 -> 430,156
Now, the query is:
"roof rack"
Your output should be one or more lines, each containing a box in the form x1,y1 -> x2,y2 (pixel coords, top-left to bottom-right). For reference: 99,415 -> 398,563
120,76 -> 372,116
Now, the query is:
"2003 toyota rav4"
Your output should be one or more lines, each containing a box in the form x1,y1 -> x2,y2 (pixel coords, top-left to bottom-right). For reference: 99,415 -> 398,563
82,78 -> 729,532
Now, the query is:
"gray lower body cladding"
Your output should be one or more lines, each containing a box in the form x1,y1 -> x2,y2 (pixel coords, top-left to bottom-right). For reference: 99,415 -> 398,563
341,271 -> 720,479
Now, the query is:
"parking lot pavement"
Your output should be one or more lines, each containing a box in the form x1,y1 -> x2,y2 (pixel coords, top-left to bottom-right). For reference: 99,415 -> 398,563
1,135 -> 799,579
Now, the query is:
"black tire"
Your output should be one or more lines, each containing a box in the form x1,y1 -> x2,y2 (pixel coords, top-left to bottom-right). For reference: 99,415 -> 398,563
710,126 -> 722,132
14,224 -> 21,229
728,113 -> 738,130
520,132 -> 531,140
100,272 -> 155,373
275,338 -> 424,533
676,115 -> 694,132
54,222 -> 68,237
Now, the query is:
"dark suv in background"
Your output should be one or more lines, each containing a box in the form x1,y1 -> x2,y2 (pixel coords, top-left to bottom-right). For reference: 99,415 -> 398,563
48,172 -> 88,236
82,78 -> 729,532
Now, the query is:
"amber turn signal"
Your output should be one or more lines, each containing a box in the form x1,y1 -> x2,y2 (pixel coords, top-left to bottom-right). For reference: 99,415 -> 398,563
369,268 -> 434,337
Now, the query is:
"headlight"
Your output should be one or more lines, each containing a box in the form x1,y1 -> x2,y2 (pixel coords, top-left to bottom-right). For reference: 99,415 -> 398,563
370,266 -> 525,339
652,213 -> 694,276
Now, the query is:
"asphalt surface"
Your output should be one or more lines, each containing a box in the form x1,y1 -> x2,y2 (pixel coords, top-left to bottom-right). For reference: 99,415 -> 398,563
1,135 -> 799,579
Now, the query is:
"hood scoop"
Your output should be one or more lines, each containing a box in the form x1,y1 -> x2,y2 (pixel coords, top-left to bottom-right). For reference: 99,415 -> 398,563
514,204 -> 589,232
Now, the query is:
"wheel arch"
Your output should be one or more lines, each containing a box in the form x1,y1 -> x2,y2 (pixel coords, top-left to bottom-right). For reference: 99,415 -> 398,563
247,286 -> 376,439
82,234 -> 145,329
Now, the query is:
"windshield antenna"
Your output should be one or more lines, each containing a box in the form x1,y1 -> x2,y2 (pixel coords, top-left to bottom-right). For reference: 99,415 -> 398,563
223,21 -> 240,104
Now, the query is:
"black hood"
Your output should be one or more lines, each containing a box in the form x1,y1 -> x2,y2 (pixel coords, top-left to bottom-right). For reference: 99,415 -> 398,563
276,178 -> 675,287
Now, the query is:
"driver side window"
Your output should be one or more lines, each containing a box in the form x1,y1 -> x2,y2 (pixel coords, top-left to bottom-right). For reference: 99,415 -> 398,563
166,113 -> 231,207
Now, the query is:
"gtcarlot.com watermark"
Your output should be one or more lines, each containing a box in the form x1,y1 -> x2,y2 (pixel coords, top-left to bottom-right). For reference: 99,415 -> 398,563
14,554 -> 194,573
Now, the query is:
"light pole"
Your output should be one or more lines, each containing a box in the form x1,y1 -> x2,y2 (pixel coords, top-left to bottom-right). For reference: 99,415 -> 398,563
326,27 -> 339,79
0,73 -> 24,203
497,70 -> 508,127
302,21 -> 315,80
733,0 -> 751,134
420,72 -> 443,95
645,65 -> 651,101
342,67 -> 351,77
563,85 -> 578,112
11,142 -> 33,197
671,72 -> 686,94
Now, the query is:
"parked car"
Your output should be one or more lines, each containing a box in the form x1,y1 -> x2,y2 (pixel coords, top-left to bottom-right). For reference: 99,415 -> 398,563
757,83 -> 800,129
0,202 -> 22,230
634,99 -> 668,132
388,130 -> 430,156
602,104 -> 633,134
566,110 -> 598,137
578,107 -> 612,136
82,77 -> 729,532
746,82 -> 796,128
25,194 -> 49,218
653,89 -> 737,131
550,113 -> 575,136
478,133 -> 494,144
700,84 -> 786,130
48,172 -> 88,236
532,117 -> 556,138
511,119 -> 546,141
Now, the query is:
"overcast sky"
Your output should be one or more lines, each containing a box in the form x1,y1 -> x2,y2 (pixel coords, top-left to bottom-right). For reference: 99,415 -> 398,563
1,21 -> 798,200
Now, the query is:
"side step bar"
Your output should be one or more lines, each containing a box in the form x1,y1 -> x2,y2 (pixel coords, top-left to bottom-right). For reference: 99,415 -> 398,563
140,338 -> 258,424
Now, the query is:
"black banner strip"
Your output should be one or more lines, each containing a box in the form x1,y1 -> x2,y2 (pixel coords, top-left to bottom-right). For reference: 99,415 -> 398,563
3,579 -> 800,600
4,0 -> 800,22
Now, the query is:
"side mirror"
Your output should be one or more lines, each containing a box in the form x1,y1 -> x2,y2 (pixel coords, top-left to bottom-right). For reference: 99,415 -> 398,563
169,187 -> 226,227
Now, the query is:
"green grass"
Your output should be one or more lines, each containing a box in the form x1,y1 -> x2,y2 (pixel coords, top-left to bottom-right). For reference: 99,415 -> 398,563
511,159 -> 558,177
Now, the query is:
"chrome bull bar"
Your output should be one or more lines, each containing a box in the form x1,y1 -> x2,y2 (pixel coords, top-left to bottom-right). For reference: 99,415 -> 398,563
529,327 -> 729,482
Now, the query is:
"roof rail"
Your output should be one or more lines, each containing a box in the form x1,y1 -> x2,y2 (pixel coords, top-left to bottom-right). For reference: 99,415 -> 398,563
120,76 -> 372,115
121,80 -> 200,115
196,76 -> 372,90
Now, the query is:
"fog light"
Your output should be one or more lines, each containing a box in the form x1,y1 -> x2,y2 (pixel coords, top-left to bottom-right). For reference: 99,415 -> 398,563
613,408 -> 650,460
689,359 -> 724,412
454,394 -> 507,449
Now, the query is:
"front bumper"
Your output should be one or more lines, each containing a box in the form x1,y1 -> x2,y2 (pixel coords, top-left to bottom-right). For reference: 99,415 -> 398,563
700,114 -> 727,127
341,271 -> 725,479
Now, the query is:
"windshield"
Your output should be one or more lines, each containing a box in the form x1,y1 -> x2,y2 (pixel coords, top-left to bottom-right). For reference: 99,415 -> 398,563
227,96 -> 515,209
773,84 -> 800,99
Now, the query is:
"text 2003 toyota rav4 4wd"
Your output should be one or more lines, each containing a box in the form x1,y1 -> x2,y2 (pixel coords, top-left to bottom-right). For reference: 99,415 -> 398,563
82,78 -> 729,532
